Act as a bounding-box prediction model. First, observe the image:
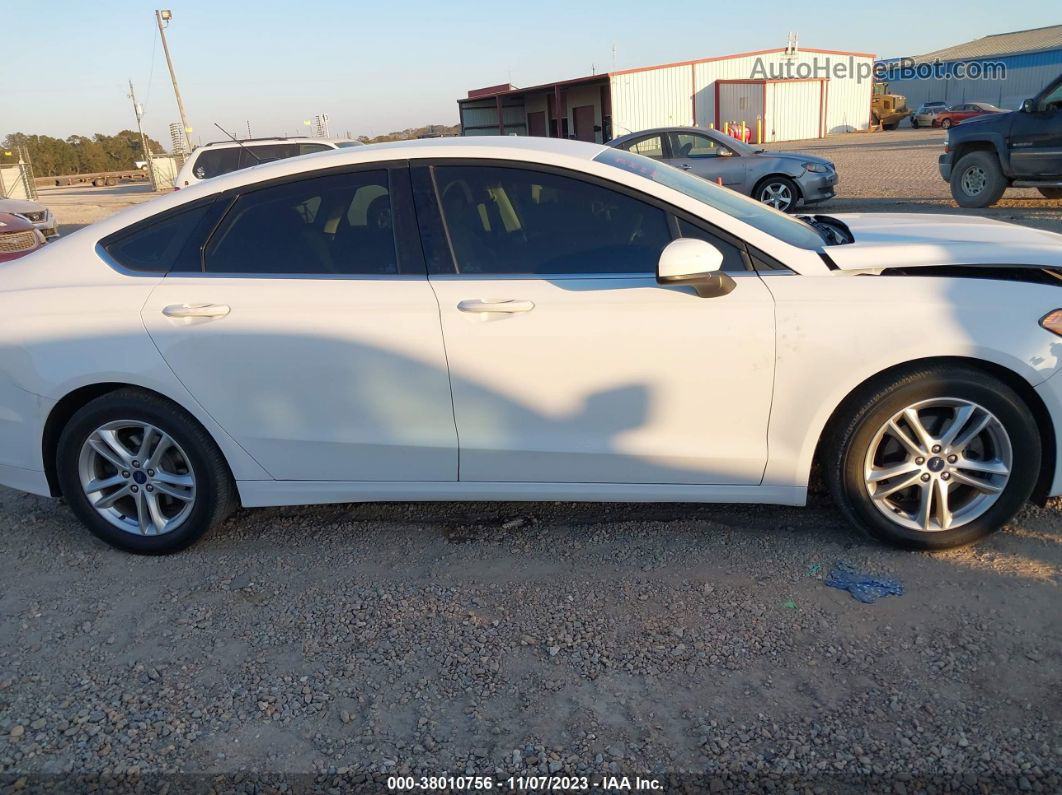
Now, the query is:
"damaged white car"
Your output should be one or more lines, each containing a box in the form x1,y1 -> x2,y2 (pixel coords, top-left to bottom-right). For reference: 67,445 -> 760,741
1,137 -> 1060,553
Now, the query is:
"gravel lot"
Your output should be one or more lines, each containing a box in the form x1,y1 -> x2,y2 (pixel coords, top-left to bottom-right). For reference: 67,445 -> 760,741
2,130 -> 1061,793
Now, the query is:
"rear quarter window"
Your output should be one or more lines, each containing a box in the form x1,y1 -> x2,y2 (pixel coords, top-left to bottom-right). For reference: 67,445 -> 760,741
102,203 -> 213,273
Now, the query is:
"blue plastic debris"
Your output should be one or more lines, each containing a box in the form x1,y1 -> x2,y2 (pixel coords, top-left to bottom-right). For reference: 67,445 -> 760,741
825,561 -> 904,604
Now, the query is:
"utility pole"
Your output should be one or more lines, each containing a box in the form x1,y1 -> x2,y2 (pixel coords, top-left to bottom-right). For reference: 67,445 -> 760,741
155,10 -> 192,152
128,80 -> 159,191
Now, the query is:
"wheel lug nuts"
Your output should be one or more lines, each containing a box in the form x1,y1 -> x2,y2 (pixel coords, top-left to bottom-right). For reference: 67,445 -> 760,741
130,485 -> 139,493
921,473 -> 931,482
147,469 -> 155,477
121,470 -> 130,478
146,485 -> 154,492
132,460 -> 140,468
947,455 -> 957,463
915,457 -> 925,465
931,445 -> 942,454
941,472 -> 951,481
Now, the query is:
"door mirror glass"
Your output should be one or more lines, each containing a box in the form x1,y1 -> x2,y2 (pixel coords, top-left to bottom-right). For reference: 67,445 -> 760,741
657,238 -> 735,297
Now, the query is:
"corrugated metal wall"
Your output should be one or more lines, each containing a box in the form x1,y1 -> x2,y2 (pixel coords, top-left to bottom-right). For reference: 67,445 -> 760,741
765,81 -> 822,141
880,49 -> 1062,112
610,65 -> 693,135
608,49 -> 873,141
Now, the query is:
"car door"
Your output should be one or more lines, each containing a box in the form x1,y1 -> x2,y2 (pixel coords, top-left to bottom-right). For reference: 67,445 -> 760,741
415,162 -> 775,485
1010,78 -> 1062,177
141,165 -> 458,482
616,133 -> 668,162
665,131 -> 748,189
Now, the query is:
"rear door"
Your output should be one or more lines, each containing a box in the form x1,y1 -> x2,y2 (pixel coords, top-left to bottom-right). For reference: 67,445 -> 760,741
416,161 -> 775,486
141,164 -> 458,482
665,131 -> 747,188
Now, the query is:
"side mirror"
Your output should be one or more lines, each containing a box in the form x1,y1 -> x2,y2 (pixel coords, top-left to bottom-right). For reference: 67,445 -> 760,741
1022,98 -> 1037,113
657,238 -> 736,298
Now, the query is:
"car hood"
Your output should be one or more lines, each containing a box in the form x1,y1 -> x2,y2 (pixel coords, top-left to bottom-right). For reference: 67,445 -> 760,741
824,213 -> 1062,271
761,151 -> 832,167
0,198 -> 46,215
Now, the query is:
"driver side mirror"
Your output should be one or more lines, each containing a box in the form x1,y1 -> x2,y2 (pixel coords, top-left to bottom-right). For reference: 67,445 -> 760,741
657,238 -> 736,298
1022,98 -> 1037,113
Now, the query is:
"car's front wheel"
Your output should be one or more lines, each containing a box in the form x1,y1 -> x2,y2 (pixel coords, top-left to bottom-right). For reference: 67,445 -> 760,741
826,365 -> 1040,549
950,151 -> 1008,208
57,389 -> 237,554
755,176 -> 799,212
941,118 -> 953,129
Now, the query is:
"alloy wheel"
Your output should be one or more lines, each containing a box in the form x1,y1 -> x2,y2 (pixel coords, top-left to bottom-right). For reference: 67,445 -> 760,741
862,398 -> 1012,532
77,420 -> 196,536
759,183 -> 793,211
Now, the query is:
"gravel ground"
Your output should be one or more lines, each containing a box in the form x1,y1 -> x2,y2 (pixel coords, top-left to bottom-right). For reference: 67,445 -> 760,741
2,131 -> 1060,793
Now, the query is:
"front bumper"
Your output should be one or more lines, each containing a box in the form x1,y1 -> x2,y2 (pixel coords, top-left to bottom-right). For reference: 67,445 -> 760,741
798,171 -> 838,204
938,152 -> 953,182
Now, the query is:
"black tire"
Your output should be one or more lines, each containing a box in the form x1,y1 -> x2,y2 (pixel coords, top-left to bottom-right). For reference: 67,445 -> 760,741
754,175 -> 799,213
1038,187 -> 1062,200
882,122 -> 897,131
950,151 -> 1008,208
825,365 -> 1040,550
941,118 -> 953,129
56,388 -> 237,554
910,119 -> 918,129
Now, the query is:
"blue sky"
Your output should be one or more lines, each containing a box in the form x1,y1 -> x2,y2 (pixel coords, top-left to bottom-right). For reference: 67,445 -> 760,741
5,1 -> 1059,145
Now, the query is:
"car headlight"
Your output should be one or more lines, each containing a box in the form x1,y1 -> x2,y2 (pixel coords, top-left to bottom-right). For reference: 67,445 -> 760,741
803,162 -> 831,173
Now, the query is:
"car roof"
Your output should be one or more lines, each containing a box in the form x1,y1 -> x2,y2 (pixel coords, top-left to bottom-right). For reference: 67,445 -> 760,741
195,137 -> 339,151
608,126 -> 710,144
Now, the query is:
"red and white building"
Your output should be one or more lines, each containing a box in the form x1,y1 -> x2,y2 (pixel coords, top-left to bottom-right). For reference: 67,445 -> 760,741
459,44 -> 876,144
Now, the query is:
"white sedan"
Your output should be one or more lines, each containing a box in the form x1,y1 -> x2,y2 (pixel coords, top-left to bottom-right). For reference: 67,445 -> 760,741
1,137 -> 1060,554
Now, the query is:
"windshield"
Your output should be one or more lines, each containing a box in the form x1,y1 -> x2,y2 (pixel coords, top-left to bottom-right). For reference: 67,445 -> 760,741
594,148 -> 823,250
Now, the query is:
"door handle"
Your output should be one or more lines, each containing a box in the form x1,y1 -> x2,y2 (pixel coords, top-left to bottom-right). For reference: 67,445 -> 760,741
457,299 -> 535,314
162,303 -> 231,319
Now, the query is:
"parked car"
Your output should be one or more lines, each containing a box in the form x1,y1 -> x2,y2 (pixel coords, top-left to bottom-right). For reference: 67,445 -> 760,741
0,212 -> 45,262
174,137 -> 341,189
607,127 -> 836,212
933,102 -> 1006,129
910,101 -> 947,128
940,73 -> 1062,207
0,197 -> 58,239
2,137 -> 1061,554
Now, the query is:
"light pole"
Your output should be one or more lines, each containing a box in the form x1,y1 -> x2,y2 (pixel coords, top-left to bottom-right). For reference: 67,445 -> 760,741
128,80 -> 159,191
155,9 -> 192,153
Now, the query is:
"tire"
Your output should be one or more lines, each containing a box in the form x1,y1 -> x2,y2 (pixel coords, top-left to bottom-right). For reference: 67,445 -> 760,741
910,119 -> 918,129
882,122 -> 896,131
950,151 -> 1008,208
755,176 -> 799,213
56,388 -> 237,554
1038,187 -> 1062,200
826,365 -> 1040,550
941,118 -> 953,129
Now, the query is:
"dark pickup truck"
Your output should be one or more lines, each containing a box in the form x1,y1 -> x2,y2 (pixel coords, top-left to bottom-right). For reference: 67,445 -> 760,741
939,73 -> 1062,207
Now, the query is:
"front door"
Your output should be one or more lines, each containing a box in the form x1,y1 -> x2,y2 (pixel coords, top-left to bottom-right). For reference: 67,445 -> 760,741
1010,79 -> 1062,177
420,163 -> 775,485
666,131 -> 748,189
141,166 -> 458,482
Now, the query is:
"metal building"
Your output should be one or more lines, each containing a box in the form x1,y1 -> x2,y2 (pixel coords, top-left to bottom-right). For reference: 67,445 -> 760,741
879,25 -> 1062,112
458,44 -> 876,144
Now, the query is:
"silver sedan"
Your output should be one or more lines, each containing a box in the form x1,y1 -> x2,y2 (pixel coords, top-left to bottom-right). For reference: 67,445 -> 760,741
607,126 -> 837,212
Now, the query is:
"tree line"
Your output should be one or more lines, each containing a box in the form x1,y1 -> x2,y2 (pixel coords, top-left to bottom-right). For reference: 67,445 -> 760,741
1,131 -> 167,177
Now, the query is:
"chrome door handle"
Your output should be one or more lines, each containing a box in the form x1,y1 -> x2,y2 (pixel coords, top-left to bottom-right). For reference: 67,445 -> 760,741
679,163 -> 692,170
457,299 -> 535,314
162,303 -> 231,318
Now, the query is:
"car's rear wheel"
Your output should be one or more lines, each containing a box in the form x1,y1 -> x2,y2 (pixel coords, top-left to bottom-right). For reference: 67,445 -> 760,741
910,118 -> 919,128
755,176 -> 799,212
950,151 -> 1008,208
826,365 -> 1039,549
1038,187 -> 1062,200
941,118 -> 953,129
57,389 -> 237,554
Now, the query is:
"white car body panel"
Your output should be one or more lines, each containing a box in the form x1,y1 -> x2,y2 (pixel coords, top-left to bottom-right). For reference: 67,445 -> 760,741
0,136 -> 1060,510
428,272 -> 775,484
141,275 -> 458,481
